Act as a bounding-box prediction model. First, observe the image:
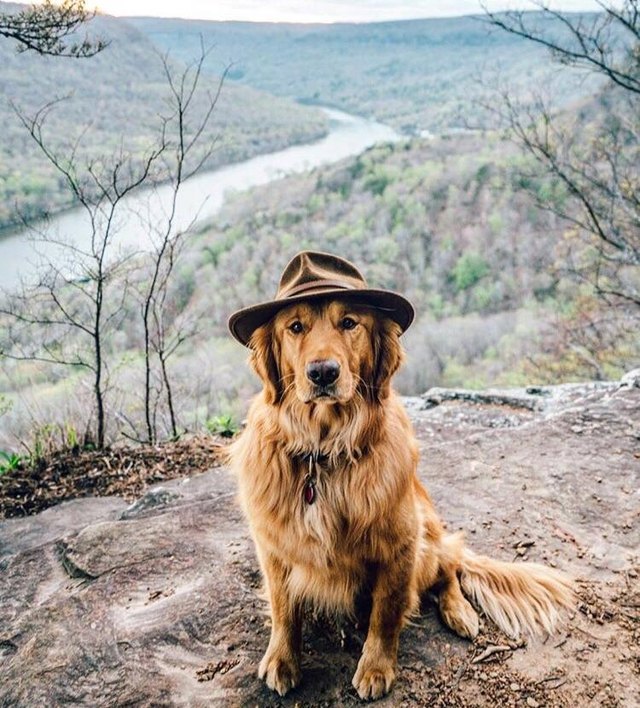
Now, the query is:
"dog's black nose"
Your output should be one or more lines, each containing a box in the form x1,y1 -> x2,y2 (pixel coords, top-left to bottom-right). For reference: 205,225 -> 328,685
306,359 -> 340,387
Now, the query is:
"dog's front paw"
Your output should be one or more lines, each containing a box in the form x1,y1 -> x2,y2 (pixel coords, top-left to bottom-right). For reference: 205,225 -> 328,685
352,653 -> 395,700
258,649 -> 301,696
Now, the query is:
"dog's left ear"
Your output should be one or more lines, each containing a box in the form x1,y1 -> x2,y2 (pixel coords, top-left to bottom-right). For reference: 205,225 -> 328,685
248,323 -> 282,405
372,317 -> 404,401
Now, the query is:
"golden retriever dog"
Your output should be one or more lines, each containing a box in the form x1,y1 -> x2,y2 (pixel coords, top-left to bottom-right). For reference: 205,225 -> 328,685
228,251 -> 573,701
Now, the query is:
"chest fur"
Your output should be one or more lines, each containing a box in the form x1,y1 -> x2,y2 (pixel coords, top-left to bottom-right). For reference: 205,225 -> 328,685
245,456 -> 373,565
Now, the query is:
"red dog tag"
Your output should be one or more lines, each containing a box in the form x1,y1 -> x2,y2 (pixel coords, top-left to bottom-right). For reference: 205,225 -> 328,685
304,479 -> 316,504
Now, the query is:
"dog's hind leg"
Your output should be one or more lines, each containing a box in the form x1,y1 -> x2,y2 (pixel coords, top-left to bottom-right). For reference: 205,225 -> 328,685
413,484 -> 478,638
438,572 -> 480,639
257,552 -> 303,697
424,530 -> 479,639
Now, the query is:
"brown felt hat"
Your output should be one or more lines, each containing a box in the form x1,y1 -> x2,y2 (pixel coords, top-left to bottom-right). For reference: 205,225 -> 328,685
228,251 -> 415,346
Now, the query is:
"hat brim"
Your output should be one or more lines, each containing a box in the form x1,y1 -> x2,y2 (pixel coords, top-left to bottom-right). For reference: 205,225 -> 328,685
228,288 -> 415,347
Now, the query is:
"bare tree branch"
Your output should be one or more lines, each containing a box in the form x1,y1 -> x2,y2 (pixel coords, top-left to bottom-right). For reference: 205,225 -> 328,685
482,1 -> 640,94
0,0 -> 107,57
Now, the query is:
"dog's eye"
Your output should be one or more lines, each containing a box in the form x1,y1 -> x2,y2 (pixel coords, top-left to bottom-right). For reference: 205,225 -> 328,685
289,321 -> 304,334
341,317 -> 357,330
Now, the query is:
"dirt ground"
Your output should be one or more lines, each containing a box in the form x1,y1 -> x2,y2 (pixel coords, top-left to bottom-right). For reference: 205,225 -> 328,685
0,435 -> 228,518
402,382 -> 639,708
0,380 -> 638,707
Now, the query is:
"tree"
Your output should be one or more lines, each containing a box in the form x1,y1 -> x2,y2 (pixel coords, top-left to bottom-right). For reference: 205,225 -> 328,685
484,2 -> 640,96
0,100 -> 164,449
137,50 -> 227,443
483,1 -> 640,380
0,48 -> 225,448
483,2 -> 640,314
0,0 -> 106,57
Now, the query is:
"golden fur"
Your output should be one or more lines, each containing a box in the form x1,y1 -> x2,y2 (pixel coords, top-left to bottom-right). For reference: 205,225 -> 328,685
230,299 -> 573,700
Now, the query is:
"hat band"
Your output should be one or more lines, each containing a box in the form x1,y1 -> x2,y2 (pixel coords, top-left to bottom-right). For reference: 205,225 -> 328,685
282,278 -> 360,299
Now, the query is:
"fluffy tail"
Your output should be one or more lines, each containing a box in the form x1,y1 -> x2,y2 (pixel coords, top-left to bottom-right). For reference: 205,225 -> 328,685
459,549 -> 574,638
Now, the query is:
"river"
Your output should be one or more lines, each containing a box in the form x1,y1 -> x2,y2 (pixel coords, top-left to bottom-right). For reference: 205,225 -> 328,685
0,108 -> 399,290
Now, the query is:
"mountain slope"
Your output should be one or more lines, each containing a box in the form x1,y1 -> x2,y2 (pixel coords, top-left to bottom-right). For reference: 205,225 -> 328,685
0,3 -> 327,229
131,13 -> 602,133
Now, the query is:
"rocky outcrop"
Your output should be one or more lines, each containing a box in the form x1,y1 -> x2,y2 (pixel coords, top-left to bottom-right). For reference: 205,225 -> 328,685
1,379 -> 638,707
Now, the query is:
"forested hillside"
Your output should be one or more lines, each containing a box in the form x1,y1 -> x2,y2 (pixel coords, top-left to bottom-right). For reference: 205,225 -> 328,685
132,13 -> 602,133
185,111 -> 637,395
3,97 -> 637,447
0,2 -> 327,229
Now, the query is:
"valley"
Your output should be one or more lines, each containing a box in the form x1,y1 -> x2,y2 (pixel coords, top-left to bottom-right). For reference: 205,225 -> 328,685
0,3 -> 637,449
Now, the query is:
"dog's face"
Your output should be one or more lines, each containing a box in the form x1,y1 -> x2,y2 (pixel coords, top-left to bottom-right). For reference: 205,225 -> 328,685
274,300 -> 376,404
249,299 -> 403,406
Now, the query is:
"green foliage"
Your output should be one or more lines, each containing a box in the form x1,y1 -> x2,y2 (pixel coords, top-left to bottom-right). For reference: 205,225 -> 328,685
349,158 -> 366,180
307,193 -> 325,214
28,421 -> 82,461
373,236 -> 399,263
536,178 -> 568,211
363,169 -> 391,196
0,450 -> 24,474
205,413 -> 239,438
441,358 -> 488,390
0,393 -> 12,418
451,252 -> 489,292
487,210 -> 504,236
201,230 -> 243,267
471,282 -> 501,311
32,423 -> 55,462
426,292 -> 446,318
174,267 -> 196,313
475,163 -> 491,185
64,422 -> 79,450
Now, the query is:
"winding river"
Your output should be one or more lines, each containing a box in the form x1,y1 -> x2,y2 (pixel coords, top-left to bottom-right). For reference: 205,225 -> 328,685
0,108 -> 399,290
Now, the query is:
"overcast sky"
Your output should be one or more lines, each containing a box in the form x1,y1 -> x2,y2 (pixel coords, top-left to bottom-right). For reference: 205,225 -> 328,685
90,1 -> 603,23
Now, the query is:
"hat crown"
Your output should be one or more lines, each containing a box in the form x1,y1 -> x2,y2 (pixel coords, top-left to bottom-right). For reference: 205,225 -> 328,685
277,251 -> 367,300
227,250 -> 414,346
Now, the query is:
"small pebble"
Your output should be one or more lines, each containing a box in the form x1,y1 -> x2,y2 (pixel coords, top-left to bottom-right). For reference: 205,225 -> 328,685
510,682 -> 520,691
527,698 -> 539,707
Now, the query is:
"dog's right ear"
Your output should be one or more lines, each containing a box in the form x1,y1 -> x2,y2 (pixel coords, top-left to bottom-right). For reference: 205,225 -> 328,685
248,323 -> 282,405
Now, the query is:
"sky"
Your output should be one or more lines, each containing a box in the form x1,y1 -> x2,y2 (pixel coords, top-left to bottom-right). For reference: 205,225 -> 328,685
87,1 -> 603,24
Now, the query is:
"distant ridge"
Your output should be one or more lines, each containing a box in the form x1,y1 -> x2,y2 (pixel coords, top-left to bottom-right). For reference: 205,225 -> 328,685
131,11 -> 602,134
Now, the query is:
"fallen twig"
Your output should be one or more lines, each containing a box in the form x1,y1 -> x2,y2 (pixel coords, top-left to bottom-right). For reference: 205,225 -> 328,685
543,678 -> 567,690
471,644 -> 512,664
513,539 -> 536,549
573,625 -> 602,641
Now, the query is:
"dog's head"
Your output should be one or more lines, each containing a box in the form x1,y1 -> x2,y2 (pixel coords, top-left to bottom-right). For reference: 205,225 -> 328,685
248,299 -> 403,406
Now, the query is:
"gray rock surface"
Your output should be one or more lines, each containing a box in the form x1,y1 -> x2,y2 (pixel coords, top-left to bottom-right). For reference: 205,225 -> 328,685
1,381 -> 638,707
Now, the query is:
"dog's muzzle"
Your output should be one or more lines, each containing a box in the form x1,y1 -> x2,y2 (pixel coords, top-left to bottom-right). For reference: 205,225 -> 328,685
306,359 -> 340,399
